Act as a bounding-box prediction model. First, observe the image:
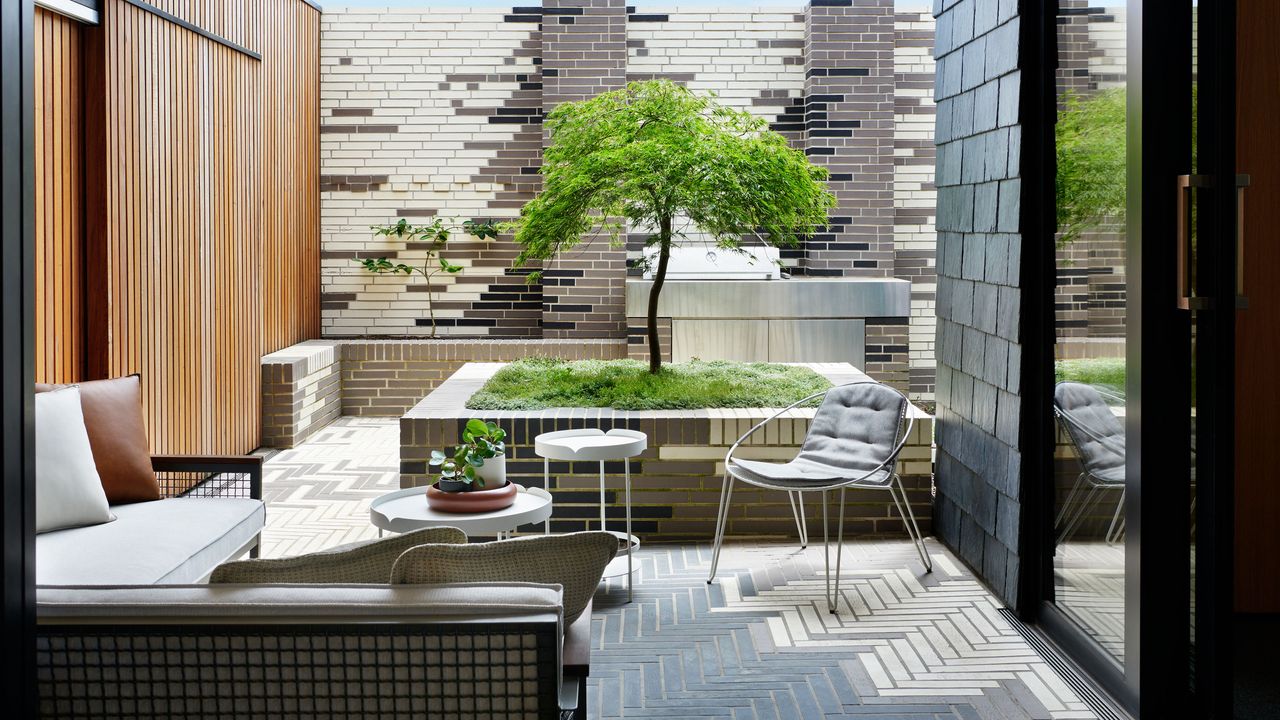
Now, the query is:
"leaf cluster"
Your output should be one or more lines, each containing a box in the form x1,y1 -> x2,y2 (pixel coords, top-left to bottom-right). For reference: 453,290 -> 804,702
429,419 -> 508,487
1056,88 -> 1127,246
359,217 -> 499,278
511,80 -> 836,280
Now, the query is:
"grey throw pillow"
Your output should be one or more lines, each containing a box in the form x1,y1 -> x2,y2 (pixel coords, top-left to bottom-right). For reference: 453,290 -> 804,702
210,526 -> 467,584
390,531 -> 618,623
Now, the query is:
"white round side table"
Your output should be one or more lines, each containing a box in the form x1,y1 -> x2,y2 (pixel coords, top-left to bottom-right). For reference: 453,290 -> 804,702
369,484 -> 553,540
534,428 -> 647,601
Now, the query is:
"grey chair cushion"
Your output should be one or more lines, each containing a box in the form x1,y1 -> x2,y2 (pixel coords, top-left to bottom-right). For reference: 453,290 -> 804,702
1054,382 -> 1125,484
731,383 -> 906,488
36,498 -> 264,586
731,458 -> 892,488
210,526 -> 467,585
390,531 -> 617,624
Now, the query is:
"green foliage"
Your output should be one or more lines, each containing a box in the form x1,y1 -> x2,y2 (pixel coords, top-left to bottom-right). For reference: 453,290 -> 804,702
359,218 -> 497,336
508,80 -> 835,371
465,358 -> 833,411
1056,88 -> 1127,246
429,419 -> 508,488
1055,358 -> 1126,398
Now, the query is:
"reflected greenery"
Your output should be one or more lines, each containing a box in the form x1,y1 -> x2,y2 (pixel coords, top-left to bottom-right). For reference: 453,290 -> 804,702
1056,88 -> 1127,246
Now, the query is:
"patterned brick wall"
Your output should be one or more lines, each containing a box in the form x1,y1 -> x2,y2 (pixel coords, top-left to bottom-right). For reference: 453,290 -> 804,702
539,0 -> 629,338
319,3 -> 938,397
319,8 -> 545,337
403,362 -> 933,540
895,10 -> 939,398
803,0 -> 896,277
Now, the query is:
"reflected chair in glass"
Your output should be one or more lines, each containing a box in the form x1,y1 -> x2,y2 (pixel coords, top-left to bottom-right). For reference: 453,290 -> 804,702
1054,382 -> 1127,545
706,382 -> 931,613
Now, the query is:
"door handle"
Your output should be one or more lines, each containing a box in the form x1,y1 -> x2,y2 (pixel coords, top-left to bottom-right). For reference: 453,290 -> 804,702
1236,174 -> 1251,308
1176,175 -> 1213,310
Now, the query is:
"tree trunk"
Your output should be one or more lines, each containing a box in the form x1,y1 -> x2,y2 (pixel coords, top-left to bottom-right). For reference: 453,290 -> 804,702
646,216 -> 673,374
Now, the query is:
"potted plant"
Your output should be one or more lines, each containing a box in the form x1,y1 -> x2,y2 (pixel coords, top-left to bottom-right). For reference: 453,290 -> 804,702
430,419 -> 508,492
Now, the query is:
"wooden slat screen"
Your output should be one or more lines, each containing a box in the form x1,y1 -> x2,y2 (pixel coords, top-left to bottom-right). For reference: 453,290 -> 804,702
34,8 -> 84,385
261,0 -> 321,351
33,0 -> 321,456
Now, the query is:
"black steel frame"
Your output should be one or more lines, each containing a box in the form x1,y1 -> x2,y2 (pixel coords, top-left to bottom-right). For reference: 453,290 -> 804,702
1,2 -> 36,718
1020,2 -> 1240,718
1190,1 -> 1238,717
37,621 -> 562,720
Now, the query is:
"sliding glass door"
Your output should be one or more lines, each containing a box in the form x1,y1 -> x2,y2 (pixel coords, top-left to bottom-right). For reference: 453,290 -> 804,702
1036,1 -> 1237,716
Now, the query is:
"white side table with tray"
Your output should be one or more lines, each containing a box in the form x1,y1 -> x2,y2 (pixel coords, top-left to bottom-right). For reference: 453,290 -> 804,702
369,484 -> 553,540
534,428 -> 647,601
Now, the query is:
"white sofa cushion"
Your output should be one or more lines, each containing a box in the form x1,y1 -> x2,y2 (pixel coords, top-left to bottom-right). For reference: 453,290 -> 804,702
36,497 -> 264,586
35,386 -> 115,533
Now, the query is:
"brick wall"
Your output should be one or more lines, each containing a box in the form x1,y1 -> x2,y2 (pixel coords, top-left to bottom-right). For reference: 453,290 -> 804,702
341,338 -> 626,416
932,0 -> 1026,606
261,342 -> 342,448
402,362 -> 933,540
539,0 -> 629,338
896,10 -> 939,397
803,0 -> 897,277
1053,3 -> 1127,359
319,3 -> 939,398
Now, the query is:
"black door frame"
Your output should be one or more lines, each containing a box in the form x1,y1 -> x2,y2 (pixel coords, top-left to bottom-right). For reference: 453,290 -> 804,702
1,0 -> 37,717
1020,1 -> 1236,717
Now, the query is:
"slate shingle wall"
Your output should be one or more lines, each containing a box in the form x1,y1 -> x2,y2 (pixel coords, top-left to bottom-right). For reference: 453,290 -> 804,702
931,0 -> 1025,605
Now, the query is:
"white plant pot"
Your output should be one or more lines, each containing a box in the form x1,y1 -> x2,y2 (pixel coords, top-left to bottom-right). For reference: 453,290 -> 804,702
476,455 -> 506,488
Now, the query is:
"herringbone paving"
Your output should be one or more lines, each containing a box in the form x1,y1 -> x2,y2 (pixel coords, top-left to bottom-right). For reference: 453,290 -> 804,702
261,418 -> 1097,720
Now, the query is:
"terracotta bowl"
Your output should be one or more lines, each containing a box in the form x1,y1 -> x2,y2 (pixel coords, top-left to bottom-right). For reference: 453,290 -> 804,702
426,481 -> 517,513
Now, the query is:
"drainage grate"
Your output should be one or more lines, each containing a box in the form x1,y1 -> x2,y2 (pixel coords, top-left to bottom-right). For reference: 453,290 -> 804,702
998,608 -> 1123,720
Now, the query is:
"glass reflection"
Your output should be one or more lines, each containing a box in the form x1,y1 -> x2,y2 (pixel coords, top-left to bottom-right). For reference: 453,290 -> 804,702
1051,0 -> 1129,663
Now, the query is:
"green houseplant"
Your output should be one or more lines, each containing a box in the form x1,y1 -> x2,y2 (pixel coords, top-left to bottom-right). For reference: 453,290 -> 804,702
358,217 -> 499,337
510,79 -> 835,373
430,419 -> 508,492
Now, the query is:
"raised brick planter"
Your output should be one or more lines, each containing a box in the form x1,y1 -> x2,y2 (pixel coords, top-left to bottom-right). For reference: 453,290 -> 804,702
339,339 -> 627,416
260,338 -> 627,447
401,362 -> 934,541
261,341 -> 342,448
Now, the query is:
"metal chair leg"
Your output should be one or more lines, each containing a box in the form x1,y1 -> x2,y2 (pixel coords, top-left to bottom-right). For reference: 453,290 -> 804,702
707,470 -> 735,584
798,491 -> 809,548
625,456 -> 634,602
1105,488 -> 1125,545
821,490 -> 832,612
890,476 -> 932,573
1055,472 -> 1088,527
832,488 -> 846,614
1057,483 -> 1102,545
787,492 -> 807,549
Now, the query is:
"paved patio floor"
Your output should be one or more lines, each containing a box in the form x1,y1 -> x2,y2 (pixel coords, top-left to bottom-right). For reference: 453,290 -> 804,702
260,417 -> 1099,719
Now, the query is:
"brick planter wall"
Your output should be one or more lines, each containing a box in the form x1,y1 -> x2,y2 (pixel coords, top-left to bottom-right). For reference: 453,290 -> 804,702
340,338 -> 626,416
260,338 -> 627,446
401,362 -> 933,541
261,341 -> 342,448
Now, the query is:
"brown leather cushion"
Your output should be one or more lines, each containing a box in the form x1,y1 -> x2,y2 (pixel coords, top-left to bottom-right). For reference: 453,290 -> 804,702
35,375 -> 158,504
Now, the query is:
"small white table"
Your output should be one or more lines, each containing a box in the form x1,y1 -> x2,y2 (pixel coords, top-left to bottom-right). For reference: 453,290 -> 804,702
369,485 -> 553,540
534,428 -> 648,601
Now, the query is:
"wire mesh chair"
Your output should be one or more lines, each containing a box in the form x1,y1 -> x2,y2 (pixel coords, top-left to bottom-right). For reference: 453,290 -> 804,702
705,382 -> 931,614
1053,382 -> 1127,545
